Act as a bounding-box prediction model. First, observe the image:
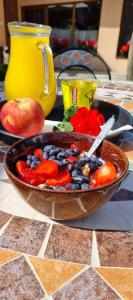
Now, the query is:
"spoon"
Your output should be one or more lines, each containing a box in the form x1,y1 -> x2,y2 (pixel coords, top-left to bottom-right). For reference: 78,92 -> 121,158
86,115 -> 115,158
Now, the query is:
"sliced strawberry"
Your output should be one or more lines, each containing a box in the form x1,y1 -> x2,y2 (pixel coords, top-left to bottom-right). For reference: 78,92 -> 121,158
91,161 -> 117,187
46,168 -> 71,186
34,148 -> 43,158
67,155 -> 78,163
35,160 -> 59,178
70,143 -> 79,150
16,160 -> 45,186
16,160 -> 27,172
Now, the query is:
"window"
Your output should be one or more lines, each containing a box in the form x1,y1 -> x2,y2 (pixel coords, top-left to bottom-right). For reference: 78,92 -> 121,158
117,0 -> 133,58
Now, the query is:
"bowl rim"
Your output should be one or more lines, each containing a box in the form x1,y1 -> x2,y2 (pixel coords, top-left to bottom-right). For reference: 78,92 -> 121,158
4,131 -> 129,194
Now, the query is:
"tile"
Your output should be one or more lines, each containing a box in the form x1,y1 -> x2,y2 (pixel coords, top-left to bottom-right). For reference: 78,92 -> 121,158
0,181 -> 14,202
30,256 -> 85,294
0,210 -> 11,229
107,99 -> 122,105
122,102 -> 133,112
0,188 -> 36,218
96,267 -> 133,300
0,162 -> 8,180
45,224 -> 92,264
120,141 -> 133,161
0,255 -> 44,299
0,248 -> 20,265
0,216 -> 49,255
53,267 -> 120,299
96,231 -> 133,267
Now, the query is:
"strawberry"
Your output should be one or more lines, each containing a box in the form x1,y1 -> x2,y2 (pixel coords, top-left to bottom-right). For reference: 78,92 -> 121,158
67,155 -> 78,163
16,160 -> 45,186
35,160 -> 59,178
70,143 -> 79,150
91,161 -> 117,187
46,169 -> 71,186
34,148 -> 43,158
16,160 -> 27,172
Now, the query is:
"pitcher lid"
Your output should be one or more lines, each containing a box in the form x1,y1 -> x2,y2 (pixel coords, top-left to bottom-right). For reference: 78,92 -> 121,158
8,22 -> 51,37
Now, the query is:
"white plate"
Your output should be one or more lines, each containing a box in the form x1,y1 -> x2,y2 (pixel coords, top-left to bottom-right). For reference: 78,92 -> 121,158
43,120 -> 132,138
0,120 -> 132,140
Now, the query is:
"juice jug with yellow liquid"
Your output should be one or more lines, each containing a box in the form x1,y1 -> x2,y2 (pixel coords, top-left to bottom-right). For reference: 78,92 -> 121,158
5,22 -> 56,117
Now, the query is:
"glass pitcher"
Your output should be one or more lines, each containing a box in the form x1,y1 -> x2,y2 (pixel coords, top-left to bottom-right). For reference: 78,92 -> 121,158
5,22 -> 56,117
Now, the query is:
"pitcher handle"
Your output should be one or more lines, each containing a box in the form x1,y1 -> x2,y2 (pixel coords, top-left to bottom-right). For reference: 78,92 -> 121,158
38,43 -> 54,97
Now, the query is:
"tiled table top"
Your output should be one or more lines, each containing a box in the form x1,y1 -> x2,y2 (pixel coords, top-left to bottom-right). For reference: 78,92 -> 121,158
0,81 -> 133,299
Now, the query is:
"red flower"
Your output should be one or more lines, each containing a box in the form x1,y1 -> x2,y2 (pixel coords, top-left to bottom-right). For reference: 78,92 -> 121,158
77,107 -> 90,119
88,40 -> 96,48
53,37 -> 60,45
77,39 -> 82,46
70,107 -> 105,136
120,42 -> 130,54
81,40 -> 87,47
61,38 -> 69,48
70,114 -> 88,133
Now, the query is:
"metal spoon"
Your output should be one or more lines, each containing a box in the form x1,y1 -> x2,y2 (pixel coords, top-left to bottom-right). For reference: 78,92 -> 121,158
86,115 -> 115,158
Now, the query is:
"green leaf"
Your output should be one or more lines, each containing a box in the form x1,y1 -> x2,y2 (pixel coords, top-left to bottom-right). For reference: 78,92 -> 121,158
63,105 -> 78,121
53,121 -> 73,132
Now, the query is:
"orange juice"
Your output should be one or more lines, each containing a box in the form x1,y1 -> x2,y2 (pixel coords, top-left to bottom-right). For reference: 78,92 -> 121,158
5,22 -> 56,117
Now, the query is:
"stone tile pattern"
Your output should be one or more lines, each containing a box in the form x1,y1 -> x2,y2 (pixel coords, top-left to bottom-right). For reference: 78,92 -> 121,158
0,248 -> 20,265
96,231 -> 133,267
30,256 -> 85,294
0,216 -> 49,255
0,210 -> 11,229
97,267 -> 133,300
0,256 -> 44,299
53,267 -> 120,300
45,224 -> 92,264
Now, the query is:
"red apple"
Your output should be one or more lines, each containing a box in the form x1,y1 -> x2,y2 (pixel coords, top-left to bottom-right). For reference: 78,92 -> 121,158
0,98 -> 45,137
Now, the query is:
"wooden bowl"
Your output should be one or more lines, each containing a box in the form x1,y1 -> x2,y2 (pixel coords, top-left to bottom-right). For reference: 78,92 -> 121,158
4,132 -> 128,220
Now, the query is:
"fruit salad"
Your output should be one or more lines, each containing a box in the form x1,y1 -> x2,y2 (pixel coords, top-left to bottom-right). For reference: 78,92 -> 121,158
16,143 -> 118,190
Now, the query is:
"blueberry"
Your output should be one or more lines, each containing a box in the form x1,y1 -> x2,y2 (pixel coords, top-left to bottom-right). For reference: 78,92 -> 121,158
49,156 -> 56,160
49,147 -> 61,156
66,149 -> 79,156
72,149 -> 80,155
89,161 -> 98,171
43,145 -> 55,152
81,183 -> 90,190
66,183 -> 80,190
73,175 -> 89,184
57,151 -> 67,160
72,170 -> 81,177
27,159 -> 31,166
74,161 -> 82,170
30,162 -> 37,168
58,159 -> 68,170
27,154 -> 32,160
67,164 -> 73,172
43,152 -> 48,159
55,186 -> 65,190
80,156 -> 90,164
97,160 -> 103,166
65,149 -> 73,156
89,156 -> 103,167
